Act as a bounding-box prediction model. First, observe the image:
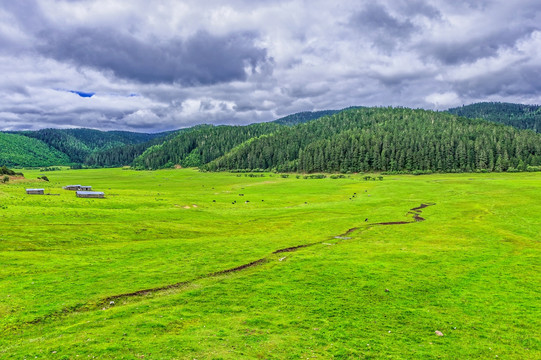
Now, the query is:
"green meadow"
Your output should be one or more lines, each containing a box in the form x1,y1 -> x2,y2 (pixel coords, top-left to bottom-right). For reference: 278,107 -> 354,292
0,168 -> 539,359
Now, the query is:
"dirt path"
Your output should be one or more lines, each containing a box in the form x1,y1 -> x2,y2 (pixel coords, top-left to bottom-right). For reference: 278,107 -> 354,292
25,203 -> 436,326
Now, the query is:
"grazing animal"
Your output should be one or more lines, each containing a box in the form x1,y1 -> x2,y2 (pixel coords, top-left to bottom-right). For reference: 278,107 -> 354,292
365,218 -> 368,222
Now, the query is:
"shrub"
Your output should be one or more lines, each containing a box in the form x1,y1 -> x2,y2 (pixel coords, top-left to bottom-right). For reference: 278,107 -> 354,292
412,170 -> 434,176
39,167 -> 61,172
0,166 -> 15,176
304,174 -> 326,179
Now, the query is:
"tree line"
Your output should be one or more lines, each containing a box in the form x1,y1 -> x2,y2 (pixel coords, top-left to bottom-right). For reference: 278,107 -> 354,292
131,123 -> 282,170
202,107 -> 541,173
447,102 -> 541,133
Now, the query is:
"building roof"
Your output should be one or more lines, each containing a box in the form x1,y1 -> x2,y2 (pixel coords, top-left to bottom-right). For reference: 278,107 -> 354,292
26,188 -> 45,191
76,191 -> 104,195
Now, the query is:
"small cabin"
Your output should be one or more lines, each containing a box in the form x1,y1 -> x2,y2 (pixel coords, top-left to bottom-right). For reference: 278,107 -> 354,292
76,191 -> 104,198
26,188 -> 45,195
64,185 -> 92,191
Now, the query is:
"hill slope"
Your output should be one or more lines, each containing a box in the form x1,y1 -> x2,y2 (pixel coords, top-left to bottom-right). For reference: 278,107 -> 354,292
272,110 -> 340,126
84,130 -> 181,167
0,132 -> 70,167
13,128 -> 167,164
101,110 -> 342,169
203,107 -> 541,173
131,109 -> 363,169
447,102 -> 541,132
132,123 -> 282,169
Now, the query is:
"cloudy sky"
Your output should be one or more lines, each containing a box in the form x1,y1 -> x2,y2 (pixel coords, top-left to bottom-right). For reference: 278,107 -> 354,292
1,0 -> 540,132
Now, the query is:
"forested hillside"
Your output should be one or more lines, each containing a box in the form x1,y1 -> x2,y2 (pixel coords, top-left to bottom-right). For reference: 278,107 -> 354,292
94,110 -> 342,168
3,109 -> 349,168
203,107 -> 541,173
14,128 -> 166,163
84,130 -> 180,167
447,102 -> 541,132
132,123 -> 282,169
4,105 -> 541,172
272,110 -> 340,125
0,132 -> 70,167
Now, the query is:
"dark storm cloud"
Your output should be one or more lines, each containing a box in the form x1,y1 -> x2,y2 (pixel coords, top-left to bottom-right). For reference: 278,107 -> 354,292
38,29 -> 271,85
371,70 -> 435,87
452,63 -> 541,98
421,27 -> 538,65
1,0 -> 541,131
349,3 -> 417,50
401,0 -> 441,18
1,0 -> 47,32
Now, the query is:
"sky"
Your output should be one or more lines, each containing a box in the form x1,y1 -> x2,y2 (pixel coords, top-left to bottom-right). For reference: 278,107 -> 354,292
1,0 -> 540,132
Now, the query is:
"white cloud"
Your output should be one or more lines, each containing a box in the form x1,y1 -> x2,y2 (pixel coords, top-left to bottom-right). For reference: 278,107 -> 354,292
0,0 -> 540,131
425,92 -> 461,109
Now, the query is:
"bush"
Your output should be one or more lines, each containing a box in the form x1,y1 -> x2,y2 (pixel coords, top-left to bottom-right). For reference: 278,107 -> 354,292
2,175 -> 9,183
412,170 -> 434,176
0,166 -> 15,176
303,174 -> 326,179
39,167 -> 61,172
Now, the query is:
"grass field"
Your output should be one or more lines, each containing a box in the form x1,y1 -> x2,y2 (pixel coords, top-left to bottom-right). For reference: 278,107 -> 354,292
0,168 -> 539,359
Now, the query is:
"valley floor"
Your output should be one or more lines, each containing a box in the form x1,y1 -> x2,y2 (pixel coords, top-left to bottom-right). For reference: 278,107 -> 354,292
0,169 -> 539,359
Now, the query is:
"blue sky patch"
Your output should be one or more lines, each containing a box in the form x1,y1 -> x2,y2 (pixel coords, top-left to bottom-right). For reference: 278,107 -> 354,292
69,90 -> 95,98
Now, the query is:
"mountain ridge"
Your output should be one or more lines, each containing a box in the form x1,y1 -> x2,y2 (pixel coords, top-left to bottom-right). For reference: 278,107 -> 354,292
2,103 -> 541,171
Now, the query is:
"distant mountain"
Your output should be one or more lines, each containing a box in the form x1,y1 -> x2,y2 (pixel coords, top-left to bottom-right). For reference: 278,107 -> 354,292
130,109 -> 360,169
1,109 -> 340,168
5,105 -> 541,172
203,107 -> 541,173
0,132 -> 70,167
84,130 -> 180,168
272,110 -> 340,126
12,128 -> 168,164
447,102 -> 541,132
132,123 -> 282,170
